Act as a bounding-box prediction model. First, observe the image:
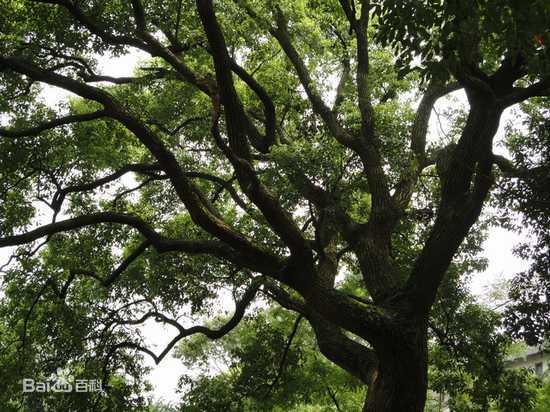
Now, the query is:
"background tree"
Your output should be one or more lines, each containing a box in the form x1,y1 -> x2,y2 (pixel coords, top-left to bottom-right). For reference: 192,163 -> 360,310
494,99 -> 550,345
174,305 -> 364,411
0,1 -> 549,411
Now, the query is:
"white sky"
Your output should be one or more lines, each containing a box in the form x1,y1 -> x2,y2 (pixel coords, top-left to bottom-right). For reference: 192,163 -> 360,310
0,51 -> 529,405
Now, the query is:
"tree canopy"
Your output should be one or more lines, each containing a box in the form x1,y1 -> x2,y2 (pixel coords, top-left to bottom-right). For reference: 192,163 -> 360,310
0,1 -> 549,411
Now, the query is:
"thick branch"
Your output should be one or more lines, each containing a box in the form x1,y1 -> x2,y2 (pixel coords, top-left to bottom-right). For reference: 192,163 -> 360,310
210,112 -> 310,261
308,313 -> 378,385
240,7 -> 397,291
332,59 -> 350,113
229,58 -> 276,149
0,212 -> 233,259
196,0 -> 263,158
404,98 -> 502,316
197,2 -> 309,258
492,154 -> 546,178
81,71 -> 169,84
264,281 -> 379,384
411,82 -> 461,162
499,78 -> 550,107
352,0 -> 373,137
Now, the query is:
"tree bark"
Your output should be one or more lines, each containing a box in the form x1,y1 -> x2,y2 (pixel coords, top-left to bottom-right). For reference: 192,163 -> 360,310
363,326 -> 428,412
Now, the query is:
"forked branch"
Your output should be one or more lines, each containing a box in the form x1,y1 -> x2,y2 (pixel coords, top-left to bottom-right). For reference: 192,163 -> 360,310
106,277 -> 263,364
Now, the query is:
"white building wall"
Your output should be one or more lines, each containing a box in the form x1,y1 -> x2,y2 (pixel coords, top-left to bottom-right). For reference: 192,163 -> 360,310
505,346 -> 550,377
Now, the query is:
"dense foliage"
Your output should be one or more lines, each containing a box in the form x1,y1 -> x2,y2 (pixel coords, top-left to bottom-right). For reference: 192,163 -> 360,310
0,0 -> 549,411
495,100 -> 550,345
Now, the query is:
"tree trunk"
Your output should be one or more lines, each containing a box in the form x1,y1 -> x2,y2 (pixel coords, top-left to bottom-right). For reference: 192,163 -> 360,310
363,327 -> 428,412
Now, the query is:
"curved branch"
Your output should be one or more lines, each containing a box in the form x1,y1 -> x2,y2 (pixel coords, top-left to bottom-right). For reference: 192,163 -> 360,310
229,58 -> 276,149
108,278 -> 263,364
411,82 -> 461,162
269,6 -> 356,149
0,55 -> 117,103
308,313 -> 378,385
1,211 -> 284,278
0,110 -> 107,138
0,213 -> 155,246
184,171 -> 249,211
19,281 -> 51,352
52,163 -> 163,212
111,176 -> 168,205
392,82 -> 461,210
81,71 -> 168,84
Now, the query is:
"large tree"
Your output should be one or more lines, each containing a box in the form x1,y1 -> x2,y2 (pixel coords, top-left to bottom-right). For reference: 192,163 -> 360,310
0,1 -> 549,411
